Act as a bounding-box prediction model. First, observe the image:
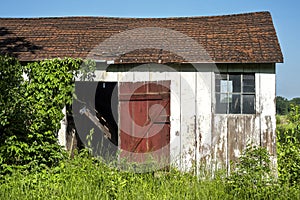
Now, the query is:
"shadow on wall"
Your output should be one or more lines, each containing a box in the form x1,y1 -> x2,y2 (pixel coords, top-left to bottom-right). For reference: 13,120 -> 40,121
0,27 -> 42,57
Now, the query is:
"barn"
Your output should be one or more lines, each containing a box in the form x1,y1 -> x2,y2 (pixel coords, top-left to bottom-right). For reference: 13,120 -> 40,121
0,11 -> 283,173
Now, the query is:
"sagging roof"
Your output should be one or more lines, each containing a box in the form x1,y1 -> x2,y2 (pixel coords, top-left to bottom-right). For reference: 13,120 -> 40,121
0,11 -> 283,64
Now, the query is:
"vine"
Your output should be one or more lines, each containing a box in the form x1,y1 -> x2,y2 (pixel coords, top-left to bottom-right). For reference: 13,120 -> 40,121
0,55 -> 95,174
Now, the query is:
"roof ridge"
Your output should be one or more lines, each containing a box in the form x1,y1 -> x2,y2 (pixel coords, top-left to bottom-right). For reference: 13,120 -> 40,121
0,11 -> 270,20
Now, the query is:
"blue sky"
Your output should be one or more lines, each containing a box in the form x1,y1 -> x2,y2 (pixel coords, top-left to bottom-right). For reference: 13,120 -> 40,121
1,0 -> 299,99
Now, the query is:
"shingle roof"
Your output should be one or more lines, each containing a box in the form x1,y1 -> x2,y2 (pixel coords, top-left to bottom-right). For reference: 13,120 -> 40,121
0,11 -> 283,63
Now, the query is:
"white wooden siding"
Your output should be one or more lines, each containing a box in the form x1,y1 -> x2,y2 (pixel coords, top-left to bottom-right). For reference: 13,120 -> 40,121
69,63 -> 276,173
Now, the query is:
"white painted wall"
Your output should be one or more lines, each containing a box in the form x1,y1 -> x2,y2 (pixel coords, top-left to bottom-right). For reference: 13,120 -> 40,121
57,106 -> 67,149
69,63 -> 276,173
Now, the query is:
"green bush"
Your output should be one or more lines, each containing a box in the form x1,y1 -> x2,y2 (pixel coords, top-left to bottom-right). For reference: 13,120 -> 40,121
0,55 -> 92,174
226,144 -> 277,199
277,105 -> 300,185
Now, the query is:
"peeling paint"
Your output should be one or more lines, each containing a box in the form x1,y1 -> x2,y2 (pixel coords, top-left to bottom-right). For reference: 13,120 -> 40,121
263,116 -> 275,155
67,64 -> 277,174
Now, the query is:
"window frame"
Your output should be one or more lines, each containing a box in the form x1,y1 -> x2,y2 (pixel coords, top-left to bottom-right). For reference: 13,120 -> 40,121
215,73 -> 256,114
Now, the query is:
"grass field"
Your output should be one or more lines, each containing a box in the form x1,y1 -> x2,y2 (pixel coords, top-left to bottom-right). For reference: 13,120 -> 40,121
1,153 -> 300,200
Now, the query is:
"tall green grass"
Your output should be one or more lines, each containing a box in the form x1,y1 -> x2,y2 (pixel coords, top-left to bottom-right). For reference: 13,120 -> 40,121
0,155 -> 228,200
0,152 -> 299,200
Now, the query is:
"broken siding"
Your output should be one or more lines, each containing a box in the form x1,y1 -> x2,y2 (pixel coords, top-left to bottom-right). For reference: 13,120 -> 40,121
227,115 -> 256,171
211,63 -> 276,173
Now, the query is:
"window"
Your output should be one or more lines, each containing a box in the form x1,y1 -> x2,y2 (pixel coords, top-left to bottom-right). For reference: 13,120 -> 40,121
215,73 -> 255,114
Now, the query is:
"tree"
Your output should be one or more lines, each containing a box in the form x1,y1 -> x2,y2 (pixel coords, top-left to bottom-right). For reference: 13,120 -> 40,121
276,96 -> 289,115
289,97 -> 300,107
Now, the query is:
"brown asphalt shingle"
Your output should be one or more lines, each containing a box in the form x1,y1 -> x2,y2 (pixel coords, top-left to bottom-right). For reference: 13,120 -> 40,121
0,11 -> 283,63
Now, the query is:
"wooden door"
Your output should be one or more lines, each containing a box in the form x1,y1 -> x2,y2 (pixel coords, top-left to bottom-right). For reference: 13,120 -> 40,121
119,81 -> 170,165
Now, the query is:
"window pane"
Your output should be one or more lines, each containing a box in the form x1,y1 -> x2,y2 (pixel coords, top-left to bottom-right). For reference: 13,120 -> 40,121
215,74 -> 227,93
243,94 -> 255,114
229,94 -> 241,114
216,93 -> 227,114
229,74 -> 241,92
243,74 -> 255,93
215,73 -> 255,115
220,93 -> 231,103
220,80 -> 232,93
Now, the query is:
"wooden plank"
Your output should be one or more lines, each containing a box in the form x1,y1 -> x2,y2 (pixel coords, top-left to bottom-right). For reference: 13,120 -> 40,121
120,101 -> 134,153
258,72 -> 276,168
133,72 -> 150,82
94,71 -> 118,82
79,106 -> 112,139
212,115 -> 227,171
227,116 -> 254,172
227,116 -> 237,166
130,100 -> 170,153
133,81 -> 148,94
196,71 -> 212,171
167,72 -> 181,168
119,93 -> 169,101
119,81 -> 171,164
180,72 -> 196,170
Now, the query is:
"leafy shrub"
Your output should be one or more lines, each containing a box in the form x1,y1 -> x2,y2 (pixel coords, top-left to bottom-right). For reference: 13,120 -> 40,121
277,105 -> 300,185
0,55 -> 29,174
226,144 -> 276,199
0,55 -> 94,174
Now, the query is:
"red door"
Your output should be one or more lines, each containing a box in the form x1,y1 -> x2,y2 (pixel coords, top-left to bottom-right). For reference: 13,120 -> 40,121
119,81 -> 170,166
